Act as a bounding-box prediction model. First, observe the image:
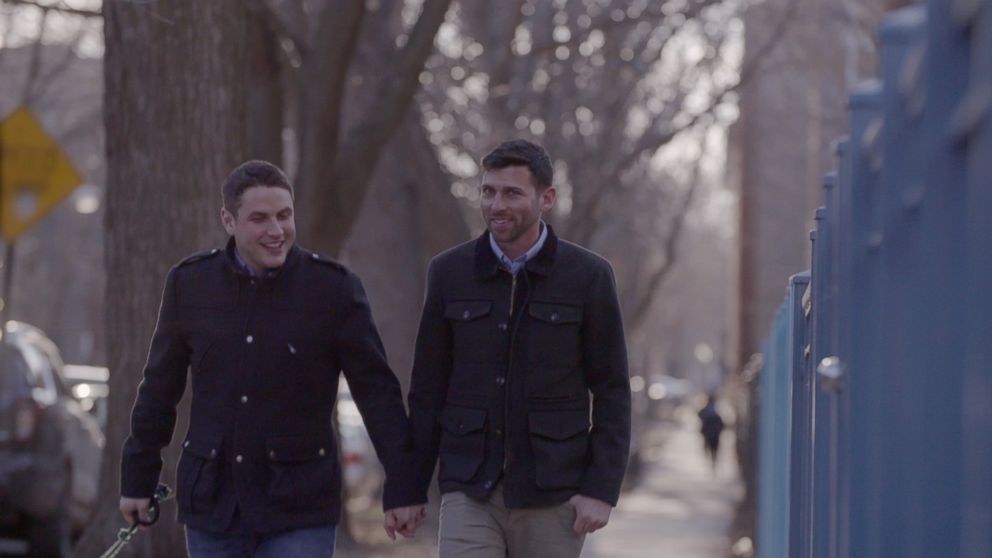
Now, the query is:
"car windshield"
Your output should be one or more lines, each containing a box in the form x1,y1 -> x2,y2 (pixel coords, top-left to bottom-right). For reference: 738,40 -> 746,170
0,341 -> 32,421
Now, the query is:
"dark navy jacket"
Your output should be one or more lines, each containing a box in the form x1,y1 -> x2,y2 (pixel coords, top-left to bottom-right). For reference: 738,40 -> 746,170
121,239 -> 422,536
408,226 -> 631,509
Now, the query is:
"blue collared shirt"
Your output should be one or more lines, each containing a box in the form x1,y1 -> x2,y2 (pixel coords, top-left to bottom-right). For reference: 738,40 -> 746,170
233,247 -> 279,278
489,221 -> 548,275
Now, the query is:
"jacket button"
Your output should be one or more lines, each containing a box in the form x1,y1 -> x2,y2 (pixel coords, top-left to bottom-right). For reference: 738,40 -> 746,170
235,455 -> 243,463
484,480 -> 494,489
498,323 -> 508,331
495,376 -> 505,386
240,395 -> 248,404
462,310 -> 471,319
318,448 -> 326,457
210,449 -> 217,458
183,441 -> 189,448
550,312 -> 560,322
246,335 -> 254,344
269,450 -> 276,459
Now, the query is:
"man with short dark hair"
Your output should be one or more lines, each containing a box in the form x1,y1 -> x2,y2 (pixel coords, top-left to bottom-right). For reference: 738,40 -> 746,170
119,160 -> 425,557
408,140 -> 631,557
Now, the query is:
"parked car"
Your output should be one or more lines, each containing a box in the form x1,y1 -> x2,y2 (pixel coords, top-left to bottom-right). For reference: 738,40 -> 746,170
61,364 -> 110,431
0,321 -> 104,557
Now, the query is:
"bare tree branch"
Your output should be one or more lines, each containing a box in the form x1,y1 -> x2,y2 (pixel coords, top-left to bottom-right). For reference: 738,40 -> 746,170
252,0 -> 310,59
30,31 -> 87,105
626,163 -> 701,331
20,7 -> 48,104
293,0 -> 364,196
1,0 -> 101,18
309,0 -> 453,254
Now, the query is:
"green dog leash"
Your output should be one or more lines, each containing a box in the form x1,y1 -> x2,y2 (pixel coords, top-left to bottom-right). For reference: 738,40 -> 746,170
97,484 -> 173,558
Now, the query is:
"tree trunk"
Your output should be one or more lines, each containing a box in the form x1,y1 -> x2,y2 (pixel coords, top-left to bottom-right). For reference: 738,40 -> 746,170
298,0 -> 452,257
73,2 -> 248,556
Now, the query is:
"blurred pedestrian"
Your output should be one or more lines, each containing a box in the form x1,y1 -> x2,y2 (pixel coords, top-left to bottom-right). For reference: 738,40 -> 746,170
118,160 -> 425,557
698,395 -> 725,472
408,139 -> 631,558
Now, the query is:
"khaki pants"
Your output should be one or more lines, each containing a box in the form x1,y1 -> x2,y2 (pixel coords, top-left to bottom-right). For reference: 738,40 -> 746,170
439,489 -> 586,558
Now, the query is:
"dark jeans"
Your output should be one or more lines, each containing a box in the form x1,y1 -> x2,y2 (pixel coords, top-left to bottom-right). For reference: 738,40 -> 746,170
185,522 -> 336,558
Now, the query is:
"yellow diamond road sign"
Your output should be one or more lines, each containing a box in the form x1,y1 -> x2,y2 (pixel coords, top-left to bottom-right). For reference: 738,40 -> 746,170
0,106 -> 83,241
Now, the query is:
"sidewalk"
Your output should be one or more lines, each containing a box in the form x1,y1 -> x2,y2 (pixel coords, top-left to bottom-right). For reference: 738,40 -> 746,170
338,408 -> 742,558
581,409 -> 743,558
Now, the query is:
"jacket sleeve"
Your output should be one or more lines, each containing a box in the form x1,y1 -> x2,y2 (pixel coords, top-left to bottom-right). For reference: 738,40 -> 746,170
120,267 -> 191,499
579,263 -> 631,506
335,271 -> 426,510
406,259 -> 453,497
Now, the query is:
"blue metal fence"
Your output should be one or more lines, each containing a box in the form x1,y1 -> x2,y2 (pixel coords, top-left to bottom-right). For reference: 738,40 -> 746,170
753,1 -> 992,556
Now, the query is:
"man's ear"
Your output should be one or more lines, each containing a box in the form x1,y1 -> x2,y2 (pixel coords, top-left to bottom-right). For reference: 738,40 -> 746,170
540,185 -> 557,213
221,207 -> 236,235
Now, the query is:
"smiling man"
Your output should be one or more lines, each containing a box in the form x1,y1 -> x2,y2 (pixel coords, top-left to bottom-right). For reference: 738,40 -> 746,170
408,140 -> 631,557
119,160 -> 425,557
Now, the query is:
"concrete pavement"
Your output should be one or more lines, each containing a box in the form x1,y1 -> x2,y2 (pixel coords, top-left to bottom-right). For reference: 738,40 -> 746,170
340,408 -> 743,558
580,408 -> 743,558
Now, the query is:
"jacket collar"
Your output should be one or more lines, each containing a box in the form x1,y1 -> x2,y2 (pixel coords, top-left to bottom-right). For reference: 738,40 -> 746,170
222,236 -> 301,278
473,224 -> 558,280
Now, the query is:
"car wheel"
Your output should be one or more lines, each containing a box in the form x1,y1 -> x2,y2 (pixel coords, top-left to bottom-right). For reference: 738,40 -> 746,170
25,508 -> 71,557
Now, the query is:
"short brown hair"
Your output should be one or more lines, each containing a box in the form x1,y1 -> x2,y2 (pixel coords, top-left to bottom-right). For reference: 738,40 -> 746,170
481,139 -> 553,190
221,160 -> 293,214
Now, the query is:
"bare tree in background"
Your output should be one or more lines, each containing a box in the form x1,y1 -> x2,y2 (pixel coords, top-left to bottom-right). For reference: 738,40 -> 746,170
0,1 -> 106,365
251,0 -> 454,255
418,0 -> 741,337
72,2 -> 250,556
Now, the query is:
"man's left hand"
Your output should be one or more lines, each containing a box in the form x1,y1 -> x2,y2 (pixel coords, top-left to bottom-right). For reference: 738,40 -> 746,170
383,504 -> 428,540
568,494 -> 613,534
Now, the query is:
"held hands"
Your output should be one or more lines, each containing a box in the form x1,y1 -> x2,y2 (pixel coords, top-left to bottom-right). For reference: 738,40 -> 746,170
568,494 -> 613,534
383,504 -> 427,540
119,496 -> 153,527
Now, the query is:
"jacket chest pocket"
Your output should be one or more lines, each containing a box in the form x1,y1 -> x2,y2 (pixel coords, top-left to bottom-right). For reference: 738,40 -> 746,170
265,434 -> 338,511
525,301 -> 583,366
445,300 -> 496,363
438,406 -> 487,483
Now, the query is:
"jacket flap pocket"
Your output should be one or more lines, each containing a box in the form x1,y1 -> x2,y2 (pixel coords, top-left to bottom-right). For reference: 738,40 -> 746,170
528,410 -> 589,440
528,302 -> 581,324
182,434 -> 222,460
266,435 -> 330,463
440,406 -> 487,435
444,300 -> 493,322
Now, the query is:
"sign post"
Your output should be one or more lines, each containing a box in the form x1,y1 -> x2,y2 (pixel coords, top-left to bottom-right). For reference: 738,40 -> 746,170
0,106 -> 84,327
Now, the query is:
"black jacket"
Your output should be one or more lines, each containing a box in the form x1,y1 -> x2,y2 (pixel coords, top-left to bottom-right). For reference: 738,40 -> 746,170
121,239 -> 422,536
408,226 -> 630,508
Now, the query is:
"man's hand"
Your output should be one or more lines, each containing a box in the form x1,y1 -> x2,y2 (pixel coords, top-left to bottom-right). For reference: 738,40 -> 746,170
568,494 -> 613,534
383,504 -> 427,540
119,496 -> 152,526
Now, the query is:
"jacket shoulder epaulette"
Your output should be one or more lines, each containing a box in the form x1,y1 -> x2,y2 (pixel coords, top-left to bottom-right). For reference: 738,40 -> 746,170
303,250 -> 346,273
176,248 -> 222,268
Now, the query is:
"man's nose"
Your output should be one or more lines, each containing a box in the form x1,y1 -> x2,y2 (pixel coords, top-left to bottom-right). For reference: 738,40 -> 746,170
490,194 -> 507,211
266,219 -> 284,237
